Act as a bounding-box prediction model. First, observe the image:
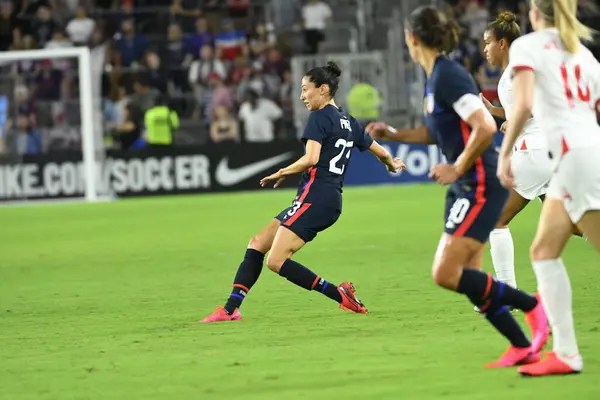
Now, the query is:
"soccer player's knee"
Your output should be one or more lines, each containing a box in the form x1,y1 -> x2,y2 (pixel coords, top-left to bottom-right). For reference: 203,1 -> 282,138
432,265 -> 459,290
265,253 -> 284,273
248,234 -> 270,253
529,239 -> 555,261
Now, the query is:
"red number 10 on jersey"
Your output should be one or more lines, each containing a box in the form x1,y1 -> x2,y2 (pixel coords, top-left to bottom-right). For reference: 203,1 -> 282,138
560,63 -> 591,108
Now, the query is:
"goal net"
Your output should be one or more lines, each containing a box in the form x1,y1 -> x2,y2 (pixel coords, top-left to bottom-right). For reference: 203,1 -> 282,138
0,47 -> 103,203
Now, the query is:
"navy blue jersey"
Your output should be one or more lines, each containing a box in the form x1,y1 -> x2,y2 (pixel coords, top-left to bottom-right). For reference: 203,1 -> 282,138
424,55 -> 499,186
296,104 -> 373,210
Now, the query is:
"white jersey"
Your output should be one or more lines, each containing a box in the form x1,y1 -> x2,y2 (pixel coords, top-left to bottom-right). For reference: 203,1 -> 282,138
497,64 -> 544,149
509,28 -> 600,165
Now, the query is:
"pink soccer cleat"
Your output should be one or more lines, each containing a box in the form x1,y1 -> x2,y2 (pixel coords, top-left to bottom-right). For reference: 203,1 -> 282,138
485,346 -> 540,368
519,352 -> 582,376
524,294 -> 551,353
199,306 -> 242,323
338,282 -> 368,314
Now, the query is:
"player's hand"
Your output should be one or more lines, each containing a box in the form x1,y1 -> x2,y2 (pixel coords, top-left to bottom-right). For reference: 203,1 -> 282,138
387,157 -> 406,173
499,121 -> 508,133
497,154 -> 515,189
365,121 -> 389,140
479,93 -> 493,111
260,169 -> 286,188
429,163 -> 460,185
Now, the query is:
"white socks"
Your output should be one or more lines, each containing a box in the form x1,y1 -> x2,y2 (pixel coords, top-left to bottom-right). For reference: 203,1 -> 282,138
489,228 -> 517,288
532,258 -> 583,370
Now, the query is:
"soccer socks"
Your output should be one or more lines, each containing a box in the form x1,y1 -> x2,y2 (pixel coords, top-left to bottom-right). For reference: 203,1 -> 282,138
458,269 -> 532,347
279,259 -> 343,303
532,259 -> 580,357
224,249 -> 265,314
489,228 -> 517,288
457,269 -> 538,312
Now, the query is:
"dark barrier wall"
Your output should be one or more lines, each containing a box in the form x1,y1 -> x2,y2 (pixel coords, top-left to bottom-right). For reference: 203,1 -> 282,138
0,141 -> 305,201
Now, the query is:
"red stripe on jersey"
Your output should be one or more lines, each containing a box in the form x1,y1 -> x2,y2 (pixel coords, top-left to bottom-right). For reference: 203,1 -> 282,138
561,136 -> 570,155
454,121 -> 487,237
284,203 -> 311,227
512,65 -> 534,72
298,167 -> 317,203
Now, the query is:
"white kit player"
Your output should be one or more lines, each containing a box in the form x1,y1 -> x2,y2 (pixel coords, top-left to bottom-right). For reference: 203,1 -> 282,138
497,0 -> 600,377
480,11 -> 554,290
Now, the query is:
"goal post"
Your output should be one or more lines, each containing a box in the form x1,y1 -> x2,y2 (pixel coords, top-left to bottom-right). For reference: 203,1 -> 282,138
0,46 -> 99,202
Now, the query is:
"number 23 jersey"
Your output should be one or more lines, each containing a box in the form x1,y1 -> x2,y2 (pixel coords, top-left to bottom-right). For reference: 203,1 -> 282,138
509,27 -> 600,165
297,104 -> 374,210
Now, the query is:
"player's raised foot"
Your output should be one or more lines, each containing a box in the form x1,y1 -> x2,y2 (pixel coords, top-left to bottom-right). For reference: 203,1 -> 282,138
524,294 -> 551,353
338,282 -> 368,314
519,352 -> 583,377
199,306 -> 242,323
485,346 -> 540,368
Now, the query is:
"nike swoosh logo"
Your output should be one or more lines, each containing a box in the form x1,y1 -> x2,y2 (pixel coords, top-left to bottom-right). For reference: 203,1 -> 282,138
215,152 -> 295,186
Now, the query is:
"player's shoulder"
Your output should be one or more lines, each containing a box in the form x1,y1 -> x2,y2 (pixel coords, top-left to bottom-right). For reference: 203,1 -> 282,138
434,56 -> 473,83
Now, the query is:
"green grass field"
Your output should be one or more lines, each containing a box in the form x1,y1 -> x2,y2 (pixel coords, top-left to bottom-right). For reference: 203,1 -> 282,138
1,184 -> 599,400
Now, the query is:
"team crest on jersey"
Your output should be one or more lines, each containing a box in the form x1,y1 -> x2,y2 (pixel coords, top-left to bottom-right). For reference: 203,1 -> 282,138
424,93 -> 435,115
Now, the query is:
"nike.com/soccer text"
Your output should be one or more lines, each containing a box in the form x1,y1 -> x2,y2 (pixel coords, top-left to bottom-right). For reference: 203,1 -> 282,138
0,155 -> 210,199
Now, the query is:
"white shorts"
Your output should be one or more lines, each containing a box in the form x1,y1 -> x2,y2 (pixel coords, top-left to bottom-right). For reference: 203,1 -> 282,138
546,144 -> 600,223
511,138 -> 553,201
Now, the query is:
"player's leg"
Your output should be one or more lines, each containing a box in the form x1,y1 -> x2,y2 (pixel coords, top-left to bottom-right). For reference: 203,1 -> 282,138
266,225 -> 367,313
200,219 -> 280,323
518,197 -> 583,376
432,233 -> 544,367
576,211 -> 600,250
489,189 -> 530,288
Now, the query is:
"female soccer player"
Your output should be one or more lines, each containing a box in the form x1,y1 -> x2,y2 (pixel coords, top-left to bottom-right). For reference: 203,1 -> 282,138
480,12 -> 552,290
200,61 -> 406,323
366,6 -> 549,368
498,0 -> 600,376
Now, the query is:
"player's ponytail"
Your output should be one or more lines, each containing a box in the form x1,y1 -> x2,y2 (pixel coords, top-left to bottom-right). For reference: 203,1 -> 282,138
487,11 -> 521,45
407,6 -> 460,54
532,0 -> 594,54
553,0 -> 593,53
305,61 -> 341,98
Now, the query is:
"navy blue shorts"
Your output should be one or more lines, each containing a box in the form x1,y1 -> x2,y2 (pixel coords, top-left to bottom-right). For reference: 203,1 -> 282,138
275,200 -> 341,243
443,181 -> 508,243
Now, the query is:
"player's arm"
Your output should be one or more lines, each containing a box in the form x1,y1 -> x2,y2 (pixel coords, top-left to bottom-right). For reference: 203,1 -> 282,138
453,105 -> 497,176
368,140 -> 406,172
480,93 -> 506,119
365,123 -> 434,144
279,139 -> 321,176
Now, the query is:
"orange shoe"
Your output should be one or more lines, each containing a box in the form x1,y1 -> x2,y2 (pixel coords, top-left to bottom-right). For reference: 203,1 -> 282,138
338,282 -> 368,314
485,346 -> 540,368
519,352 -> 582,376
199,306 -> 242,323
524,294 -> 551,353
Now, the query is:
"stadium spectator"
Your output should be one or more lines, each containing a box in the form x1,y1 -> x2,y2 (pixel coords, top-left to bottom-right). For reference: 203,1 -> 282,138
44,28 -> 73,71
111,102 -> 141,150
249,23 -> 275,57
476,58 -> 502,105
104,85 -> 129,127
10,114 -> 42,155
206,72 -> 233,121
30,5 -> 55,47
228,53 -> 251,85
210,104 -> 240,143
144,95 -> 179,147
202,0 -> 222,33
238,89 -> 282,143
65,5 -> 95,45
143,50 -> 168,94
113,19 -> 148,67
188,44 -> 227,117
163,23 -> 187,94
0,1 -> 16,51
185,17 -> 212,58
130,76 -> 160,114
33,60 -> 62,101
215,18 -> 246,61
235,63 -> 278,104
301,0 -> 332,54
170,0 -> 202,33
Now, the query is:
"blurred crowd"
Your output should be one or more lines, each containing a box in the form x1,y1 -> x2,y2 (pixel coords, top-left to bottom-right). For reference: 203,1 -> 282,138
0,0 -> 335,155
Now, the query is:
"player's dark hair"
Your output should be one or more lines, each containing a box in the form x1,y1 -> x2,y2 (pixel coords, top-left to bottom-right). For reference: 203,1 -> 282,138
486,11 -> 521,45
304,61 -> 342,98
406,6 -> 460,54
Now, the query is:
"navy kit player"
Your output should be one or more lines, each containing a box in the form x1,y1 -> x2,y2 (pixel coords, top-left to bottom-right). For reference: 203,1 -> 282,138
366,6 -> 550,367
201,61 -> 405,323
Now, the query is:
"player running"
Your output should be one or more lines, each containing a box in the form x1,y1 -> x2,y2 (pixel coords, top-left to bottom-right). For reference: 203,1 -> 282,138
366,6 -> 549,368
480,11 -> 553,289
497,0 -> 600,376
200,61 -> 406,323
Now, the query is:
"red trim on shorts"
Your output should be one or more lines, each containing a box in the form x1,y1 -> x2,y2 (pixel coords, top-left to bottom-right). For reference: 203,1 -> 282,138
233,284 -> 250,292
284,203 -> 311,227
512,65 -> 534,72
455,121 -> 487,237
298,167 -> 317,203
